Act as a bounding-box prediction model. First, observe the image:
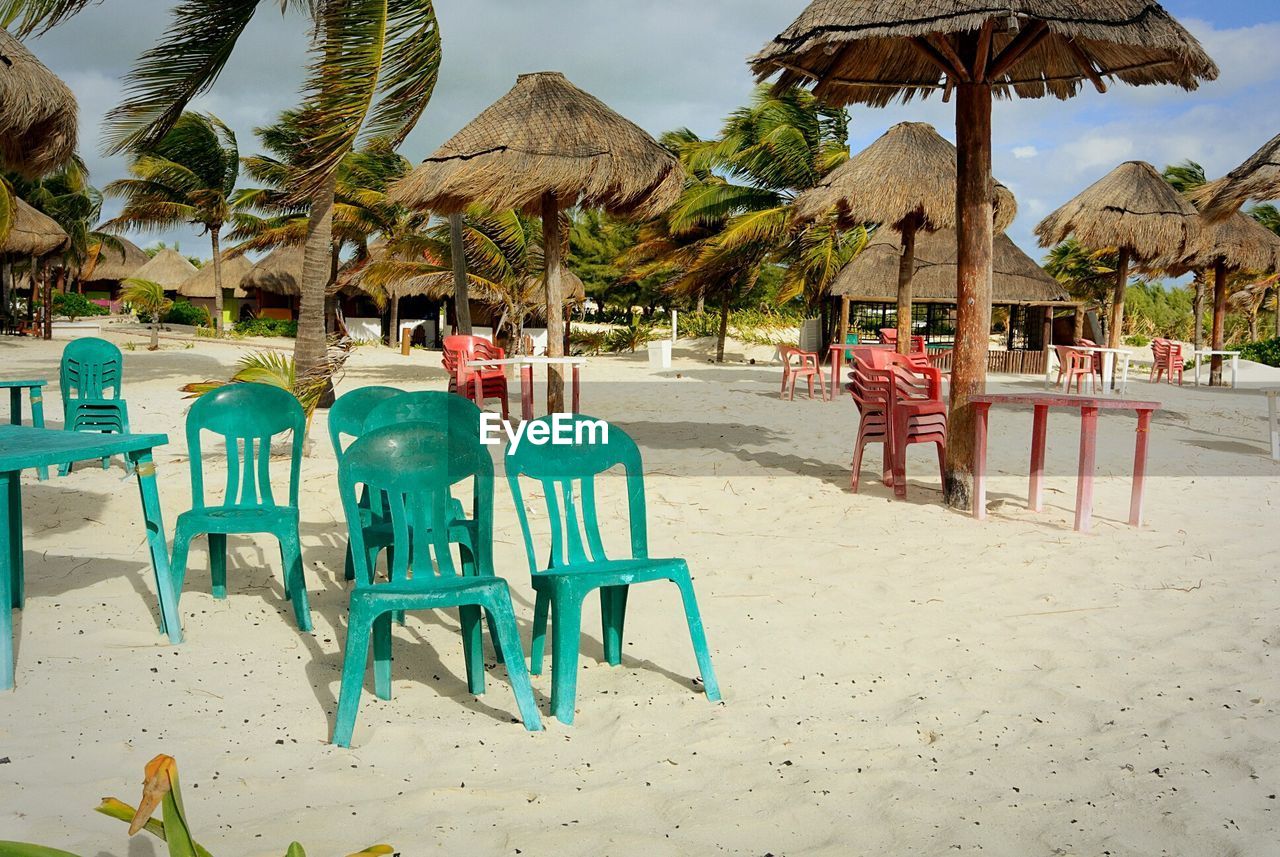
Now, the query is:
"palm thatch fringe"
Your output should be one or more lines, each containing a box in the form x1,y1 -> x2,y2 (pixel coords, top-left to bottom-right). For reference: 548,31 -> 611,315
1165,212 -> 1280,277
0,28 -> 77,177
179,254 -> 253,299
751,1 -> 1218,107
242,247 -> 306,296
1034,161 -> 1199,264
1196,133 -> 1280,221
1,197 -> 68,256
830,228 -> 1067,303
131,248 -> 199,291
83,237 -> 149,282
391,72 -> 683,218
793,121 -> 1016,229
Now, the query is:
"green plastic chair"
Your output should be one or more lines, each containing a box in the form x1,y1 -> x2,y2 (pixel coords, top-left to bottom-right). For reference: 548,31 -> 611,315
328,385 -> 404,583
170,383 -> 312,632
505,414 -> 721,724
331,421 -> 542,746
58,337 -> 130,474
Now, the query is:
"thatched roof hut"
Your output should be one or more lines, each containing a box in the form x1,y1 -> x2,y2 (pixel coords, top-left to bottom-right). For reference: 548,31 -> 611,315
0,28 -> 77,177
1197,133 -> 1280,221
1167,212 -> 1280,277
794,122 -> 1017,230
83,237 -> 148,283
178,255 -> 252,299
131,248 -> 199,291
1,197 -> 68,257
832,230 -> 1067,304
242,247 -> 304,296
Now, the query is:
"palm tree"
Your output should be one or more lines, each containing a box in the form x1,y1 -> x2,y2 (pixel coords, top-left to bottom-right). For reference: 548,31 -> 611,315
103,112 -> 237,332
1249,203 -> 1280,338
1163,160 -> 1210,349
120,277 -> 172,349
6,0 -> 442,378
1043,238 -> 1117,333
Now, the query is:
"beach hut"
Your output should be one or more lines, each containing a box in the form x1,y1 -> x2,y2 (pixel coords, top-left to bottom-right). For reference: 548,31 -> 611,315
392,71 -> 683,411
0,28 -> 76,178
242,247 -> 305,320
81,237 -> 149,302
177,254 -> 253,326
1035,161 -> 1200,349
752,0 -> 1217,508
130,248 -> 199,294
1198,133 -> 1280,221
793,121 -> 1017,353
0,198 -> 69,333
831,229 -> 1074,374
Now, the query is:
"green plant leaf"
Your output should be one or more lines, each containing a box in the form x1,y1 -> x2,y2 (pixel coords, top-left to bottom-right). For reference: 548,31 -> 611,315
0,842 -> 84,857
345,847 -> 395,857
284,844 -> 306,857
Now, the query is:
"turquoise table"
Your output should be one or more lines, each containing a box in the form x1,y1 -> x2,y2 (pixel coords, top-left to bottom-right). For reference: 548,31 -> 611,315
0,425 -> 180,690
0,380 -> 49,481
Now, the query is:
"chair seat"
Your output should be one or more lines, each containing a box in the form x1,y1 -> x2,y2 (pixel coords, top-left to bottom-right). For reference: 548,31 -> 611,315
533,556 -> 689,586
351,573 -> 506,603
178,504 -> 299,534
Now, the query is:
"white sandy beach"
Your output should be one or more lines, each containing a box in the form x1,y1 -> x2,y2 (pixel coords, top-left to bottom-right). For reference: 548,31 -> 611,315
1,328 -> 1278,856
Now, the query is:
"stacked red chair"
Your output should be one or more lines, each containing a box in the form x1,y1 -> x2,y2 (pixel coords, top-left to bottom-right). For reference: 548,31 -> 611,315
1150,338 -> 1184,385
443,335 -> 510,420
846,351 -> 947,498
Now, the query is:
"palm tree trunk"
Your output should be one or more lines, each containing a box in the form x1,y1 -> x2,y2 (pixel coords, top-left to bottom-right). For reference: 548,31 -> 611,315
294,172 -> 337,380
450,213 -> 472,335
209,230 -> 224,334
1191,272 -> 1205,351
1210,260 -> 1228,386
389,295 -> 400,348
1274,286 -> 1280,339
1107,248 -> 1130,350
716,296 -> 730,363
1248,311 -> 1259,342
896,219 -> 917,355
150,319 -> 160,350
542,191 -> 566,413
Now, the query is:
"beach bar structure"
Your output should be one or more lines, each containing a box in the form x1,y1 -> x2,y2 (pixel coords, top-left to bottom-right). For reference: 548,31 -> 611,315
830,229 -> 1081,375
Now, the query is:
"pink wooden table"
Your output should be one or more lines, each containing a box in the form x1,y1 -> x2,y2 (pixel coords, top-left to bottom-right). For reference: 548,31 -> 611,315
970,393 -> 1160,533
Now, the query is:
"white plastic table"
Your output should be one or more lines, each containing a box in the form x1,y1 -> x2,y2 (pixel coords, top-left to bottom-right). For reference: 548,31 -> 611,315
1055,345 -> 1131,395
1262,388 -> 1280,461
1192,349 -> 1240,388
467,355 -> 587,420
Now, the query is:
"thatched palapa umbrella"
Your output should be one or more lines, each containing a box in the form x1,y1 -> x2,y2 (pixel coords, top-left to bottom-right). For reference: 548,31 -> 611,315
2,197 -> 69,257
1166,212 -> 1280,385
130,248 -> 199,292
1035,161 -> 1199,349
752,1 -> 1217,508
1197,133 -> 1280,221
392,71 -> 683,412
794,121 -> 1017,353
0,28 -> 76,178
83,236 -> 148,286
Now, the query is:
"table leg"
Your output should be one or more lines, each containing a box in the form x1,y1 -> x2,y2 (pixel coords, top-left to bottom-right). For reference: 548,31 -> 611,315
473,373 -> 485,412
521,365 -> 534,422
571,365 -> 581,414
8,388 -> 18,425
1120,356 -> 1131,397
973,403 -> 990,521
829,350 -> 843,402
1075,406 -> 1099,533
0,470 -> 20,689
1194,355 -> 1203,387
1029,404 -> 1049,512
1102,352 -> 1115,395
1270,394 -> 1280,462
1129,409 -> 1152,527
28,389 -> 48,481
1231,355 -> 1239,389
129,451 -> 182,644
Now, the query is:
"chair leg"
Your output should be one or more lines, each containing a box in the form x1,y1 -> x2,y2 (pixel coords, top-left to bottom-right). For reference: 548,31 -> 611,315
332,601 -> 373,747
530,584 -> 550,676
278,530 -> 312,633
459,537 -> 503,665
672,571 -> 721,702
372,611 -> 393,700
549,583 -> 585,725
170,524 -> 195,603
343,543 -> 356,582
480,590 -> 542,731
208,533 -> 227,599
600,584 -> 629,667
459,604 -> 485,695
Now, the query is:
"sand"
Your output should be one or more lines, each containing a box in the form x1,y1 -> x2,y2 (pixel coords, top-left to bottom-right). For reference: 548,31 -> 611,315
1,327 -> 1277,856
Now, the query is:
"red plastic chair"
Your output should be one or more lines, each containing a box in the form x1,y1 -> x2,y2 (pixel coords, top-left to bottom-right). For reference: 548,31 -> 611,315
1055,345 -> 1096,393
847,353 -> 947,497
443,335 -> 510,419
1149,338 -> 1184,385
780,346 -> 827,401
878,327 -> 928,353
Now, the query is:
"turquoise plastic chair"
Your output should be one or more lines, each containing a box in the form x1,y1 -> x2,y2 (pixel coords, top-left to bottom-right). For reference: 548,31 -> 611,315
170,383 -> 312,632
331,421 -> 542,746
328,386 -> 404,582
59,337 -> 130,474
505,414 -> 721,724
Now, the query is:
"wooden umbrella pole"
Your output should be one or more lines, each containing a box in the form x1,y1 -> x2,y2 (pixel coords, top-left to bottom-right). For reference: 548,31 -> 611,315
837,295 -> 850,345
945,79 -> 994,510
1108,247 -> 1130,349
542,191 -> 566,413
449,213 -> 472,336
1210,259 -> 1228,386
896,217 -> 918,355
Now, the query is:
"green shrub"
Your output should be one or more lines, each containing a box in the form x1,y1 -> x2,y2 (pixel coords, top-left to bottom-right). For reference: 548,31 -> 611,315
1124,333 -> 1151,347
52,292 -> 108,321
1237,336 -> 1280,367
165,300 -> 211,327
569,329 -> 611,355
606,319 -> 659,353
233,317 -> 298,338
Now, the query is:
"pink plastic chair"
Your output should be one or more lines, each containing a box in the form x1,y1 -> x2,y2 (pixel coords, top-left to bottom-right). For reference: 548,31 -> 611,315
847,353 -> 947,497
780,346 -> 827,401
1149,338 -> 1184,385
1055,345 -> 1096,394
443,335 -> 510,419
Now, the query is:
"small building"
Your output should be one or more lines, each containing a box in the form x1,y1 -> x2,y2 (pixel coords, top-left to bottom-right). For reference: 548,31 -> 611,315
131,248 -> 200,295
177,255 -> 254,326
79,237 -> 148,303
242,247 -> 303,320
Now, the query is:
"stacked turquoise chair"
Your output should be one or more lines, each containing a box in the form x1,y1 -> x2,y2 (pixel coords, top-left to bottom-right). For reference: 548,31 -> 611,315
59,337 -> 130,474
506,414 -> 721,724
331,420 -> 541,747
170,383 -> 312,632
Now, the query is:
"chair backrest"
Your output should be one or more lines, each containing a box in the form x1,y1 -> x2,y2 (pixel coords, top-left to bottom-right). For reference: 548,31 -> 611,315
505,415 -> 647,573
339,422 -> 494,585
364,390 -> 483,437
328,386 -> 404,459
442,335 -> 504,381
878,328 -> 897,344
1055,344 -> 1092,371
847,355 -> 894,411
881,352 -> 942,400
60,337 -> 124,402
186,383 -> 305,510
780,346 -> 816,368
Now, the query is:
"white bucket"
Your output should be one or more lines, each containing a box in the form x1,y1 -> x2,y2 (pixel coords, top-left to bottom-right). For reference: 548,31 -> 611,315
648,339 -> 672,369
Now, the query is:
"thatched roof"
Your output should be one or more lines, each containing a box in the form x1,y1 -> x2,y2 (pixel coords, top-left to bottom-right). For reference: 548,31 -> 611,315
83,237 -> 148,282
1034,161 -> 1199,265
131,248 -> 199,290
793,122 -> 1017,230
178,254 -> 253,299
377,266 -> 586,306
1197,133 -> 1280,221
831,228 -> 1068,303
242,246 -> 305,296
1165,212 -> 1280,276
1,197 -> 68,256
392,71 -> 683,219
0,28 -> 77,177
751,1 -> 1218,107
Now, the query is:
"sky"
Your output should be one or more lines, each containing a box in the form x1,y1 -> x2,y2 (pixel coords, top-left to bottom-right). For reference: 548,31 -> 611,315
19,0 -> 1280,268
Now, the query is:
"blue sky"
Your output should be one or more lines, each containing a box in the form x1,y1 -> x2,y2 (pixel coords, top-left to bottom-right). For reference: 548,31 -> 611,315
19,1 -> 1280,269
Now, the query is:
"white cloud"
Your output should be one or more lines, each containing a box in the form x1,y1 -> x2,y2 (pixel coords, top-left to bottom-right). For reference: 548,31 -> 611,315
1012,146 -> 1038,160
